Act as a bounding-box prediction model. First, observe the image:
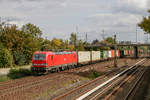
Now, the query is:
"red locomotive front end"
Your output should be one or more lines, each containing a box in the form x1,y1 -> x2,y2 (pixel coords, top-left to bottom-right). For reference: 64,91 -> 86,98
31,51 -> 77,73
32,51 -> 51,73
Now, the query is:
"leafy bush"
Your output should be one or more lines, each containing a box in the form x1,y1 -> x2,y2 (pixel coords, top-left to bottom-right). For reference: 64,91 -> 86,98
7,68 -> 32,79
89,71 -> 100,79
13,52 -> 27,66
0,42 -> 3,48
88,70 -> 105,79
0,48 -> 13,68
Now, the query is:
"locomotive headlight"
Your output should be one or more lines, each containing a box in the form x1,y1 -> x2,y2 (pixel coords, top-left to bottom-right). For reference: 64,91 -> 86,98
40,63 -> 48,66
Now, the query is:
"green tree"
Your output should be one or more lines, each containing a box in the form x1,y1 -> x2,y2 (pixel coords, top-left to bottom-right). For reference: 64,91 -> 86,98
21,23 -> 42,38
41,39 -> 52,51
92,39 -> 99,45
77,40 -> 85,51
22,33 -> 41,64
60,40 -> 68,50
13,51 -> 27,66
138,10 -> 150,34
69,33 -> 77,46
105,37 -> 116,44
68,45 -> 75,50
0,23 -> 44,66
0,46 -> 13,68
51,38 -> 62,49
20,24 -> 43,64
64,40 -> 69,49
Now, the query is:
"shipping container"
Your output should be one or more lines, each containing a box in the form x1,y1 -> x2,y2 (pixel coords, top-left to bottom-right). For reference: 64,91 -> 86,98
78,51 -> 91,64
101,50 -> 104,59
91,51 -> 101,61
103,51 -> 107,59
117,50 -> 120,57
111,50 -> 115,58
108,50 -> 112,58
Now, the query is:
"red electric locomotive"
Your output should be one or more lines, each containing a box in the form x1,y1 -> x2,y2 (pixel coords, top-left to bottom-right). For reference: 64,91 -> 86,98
31,51 -> 77,73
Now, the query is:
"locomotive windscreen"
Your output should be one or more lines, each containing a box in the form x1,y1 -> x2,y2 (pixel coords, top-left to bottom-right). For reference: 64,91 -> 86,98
33,54 -> 46,60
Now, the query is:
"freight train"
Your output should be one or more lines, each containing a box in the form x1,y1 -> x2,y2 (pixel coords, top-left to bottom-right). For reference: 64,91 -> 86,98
31,50 -> 134,73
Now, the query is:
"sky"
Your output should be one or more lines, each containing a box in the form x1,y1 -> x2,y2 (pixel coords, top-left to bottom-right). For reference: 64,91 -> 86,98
0,0 -> 149,43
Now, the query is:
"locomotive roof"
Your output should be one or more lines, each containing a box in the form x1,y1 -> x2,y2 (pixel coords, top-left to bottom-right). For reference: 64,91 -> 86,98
34,51 -> 76,55
53,51 -> 73,55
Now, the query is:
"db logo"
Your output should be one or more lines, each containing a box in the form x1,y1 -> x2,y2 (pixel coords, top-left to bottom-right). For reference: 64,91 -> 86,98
64,58 -> 66,61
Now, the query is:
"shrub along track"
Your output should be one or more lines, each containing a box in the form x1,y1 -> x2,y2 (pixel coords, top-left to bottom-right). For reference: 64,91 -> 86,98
0,58 -> 142,100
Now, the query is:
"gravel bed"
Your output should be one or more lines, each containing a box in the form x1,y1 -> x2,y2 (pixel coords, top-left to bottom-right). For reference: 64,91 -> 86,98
0,58 -> 141,100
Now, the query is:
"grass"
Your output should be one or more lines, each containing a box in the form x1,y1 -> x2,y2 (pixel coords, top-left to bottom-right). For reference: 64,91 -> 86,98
36,79 -> 81,99
0,67 -> 32,82
35,71 -> 105,99
0,75 -> 11,82
85,70 -> 106,79
0,68 -> 32,82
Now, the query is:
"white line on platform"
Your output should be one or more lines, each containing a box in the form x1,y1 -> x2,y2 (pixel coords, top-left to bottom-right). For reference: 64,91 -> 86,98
76,58 -> 146,100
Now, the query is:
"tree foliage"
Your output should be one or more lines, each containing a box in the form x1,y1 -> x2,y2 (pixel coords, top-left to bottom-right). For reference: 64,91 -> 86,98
0,22 -> 87,68
138,10 -> 150,34
77,40 -> 85,51
0,47 -> 12,68
51,38 -> 62,49
1,21 -> 124,68
92,39 -> 99,45
0,23 -> 43,67
41,39 -> 51,51
69,33 -> 77,45
21,23 -> 42,38
12,51 -> 27,66
104,37 -> 116,44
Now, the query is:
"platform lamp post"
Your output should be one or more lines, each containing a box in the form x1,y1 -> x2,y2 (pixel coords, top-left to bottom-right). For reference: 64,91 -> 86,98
114,34 -> 118,67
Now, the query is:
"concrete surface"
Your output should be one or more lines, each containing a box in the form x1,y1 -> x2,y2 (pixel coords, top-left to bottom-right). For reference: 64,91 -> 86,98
0,65 -> 31,75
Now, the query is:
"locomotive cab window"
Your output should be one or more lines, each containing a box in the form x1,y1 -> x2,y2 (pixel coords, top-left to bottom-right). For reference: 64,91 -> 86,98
33,54 -> 46,60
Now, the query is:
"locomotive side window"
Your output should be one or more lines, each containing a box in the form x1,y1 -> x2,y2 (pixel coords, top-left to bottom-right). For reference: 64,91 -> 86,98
33,54 -> 46,60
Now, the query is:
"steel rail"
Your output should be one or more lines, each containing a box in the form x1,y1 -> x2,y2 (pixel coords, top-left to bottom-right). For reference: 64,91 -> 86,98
0,74 -> 66,96
123,66 -> 147,100
104,63 -> 145,100
90,65 -> 143,100
76,58 -> 146,100
53,68 -> 121,100
0,58 -> 125,97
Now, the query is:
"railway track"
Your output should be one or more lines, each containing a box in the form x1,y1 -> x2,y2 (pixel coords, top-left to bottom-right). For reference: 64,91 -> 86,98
0,59 -> 112,88
0,64 -> 129,99
104,63 -> 147,100
0,74 -> 67,97
123,66 -> 146,100
53,58 -> 147,100
0,58 -> 127,93
0,58 -> 143,100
